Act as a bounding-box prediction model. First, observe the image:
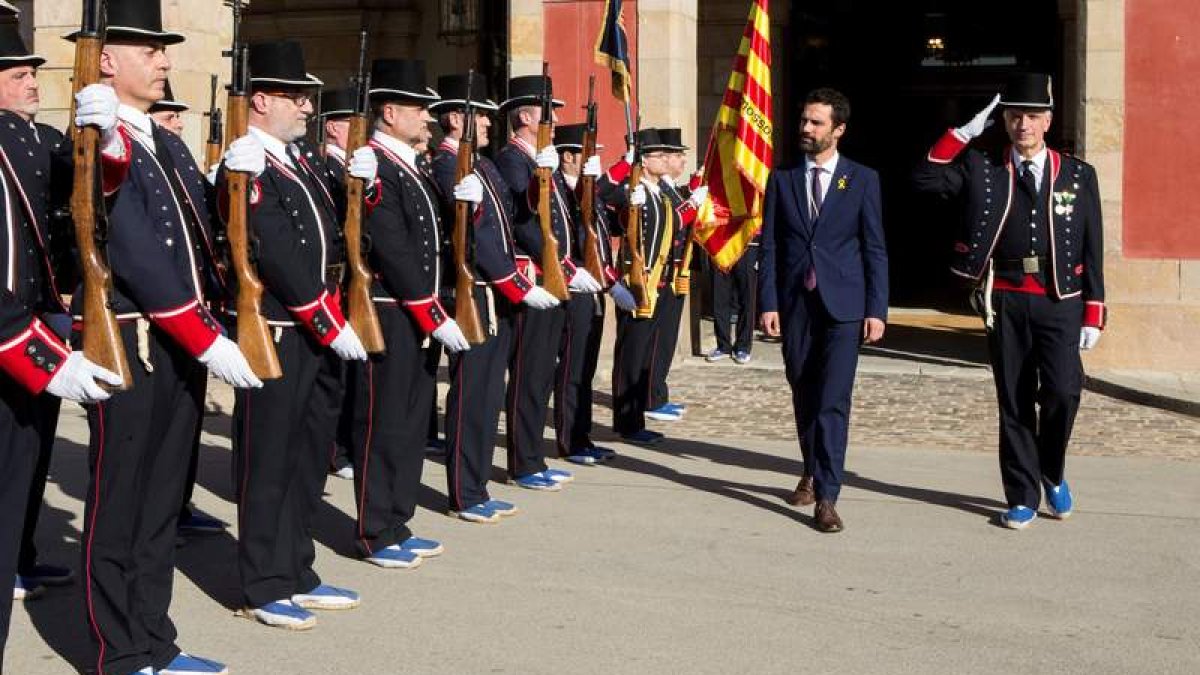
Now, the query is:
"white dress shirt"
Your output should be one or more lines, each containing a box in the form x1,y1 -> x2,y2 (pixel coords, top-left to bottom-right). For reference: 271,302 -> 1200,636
1012,146 -> 1048,191
803,151 -> 840,214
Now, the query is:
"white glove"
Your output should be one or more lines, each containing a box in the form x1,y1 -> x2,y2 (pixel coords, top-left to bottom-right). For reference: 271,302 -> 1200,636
349,146 -> 378,183
206,164 -> 219,186
688,185 -> 710,208
74,83 -> 119,134
629,184 -> 647,207
198,335 -> 263,389
331,326 -> 368,361
568,267 -> 603,293
624,148 -> 635,165
522,286 -> 561,310
45,352 -> 123,403
454,174 -> 483,204
582,155 -> 603,178
536,146 -> 560,172
608,283 -> 637,312
1080,327 -> 1101,351
224,134 -> 265,176
432,319 -> 471,354
954,93 -> 1001,142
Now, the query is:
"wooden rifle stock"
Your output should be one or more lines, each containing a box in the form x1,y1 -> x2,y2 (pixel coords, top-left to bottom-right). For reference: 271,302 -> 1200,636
453,139 -> 485,344
625,162 -> 651,317
342,118 -> 385,353
579,131 -> 605,283
536,120 -> 569,300
69,23 -> 132,390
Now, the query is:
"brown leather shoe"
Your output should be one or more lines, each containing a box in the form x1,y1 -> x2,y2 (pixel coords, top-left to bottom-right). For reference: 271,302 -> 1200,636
786,476 -> 816,506
814,500 -> 844,533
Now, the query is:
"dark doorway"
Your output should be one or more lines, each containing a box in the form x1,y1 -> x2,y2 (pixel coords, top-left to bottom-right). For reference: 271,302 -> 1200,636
779,0 -> 1076,309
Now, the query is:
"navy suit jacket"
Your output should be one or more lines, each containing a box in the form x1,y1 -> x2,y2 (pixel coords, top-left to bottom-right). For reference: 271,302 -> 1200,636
759,156 -> 888,323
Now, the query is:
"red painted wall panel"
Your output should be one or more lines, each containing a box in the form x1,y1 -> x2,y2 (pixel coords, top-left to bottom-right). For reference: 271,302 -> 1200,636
543,0 -> 638,167
1124,0 -> 1200,257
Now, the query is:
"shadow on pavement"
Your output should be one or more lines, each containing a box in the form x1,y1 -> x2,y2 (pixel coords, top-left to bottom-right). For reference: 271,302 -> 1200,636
860,322 -> 990,368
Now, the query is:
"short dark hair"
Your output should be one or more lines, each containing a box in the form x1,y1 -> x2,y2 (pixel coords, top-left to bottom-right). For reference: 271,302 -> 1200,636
804,88 -> 851,127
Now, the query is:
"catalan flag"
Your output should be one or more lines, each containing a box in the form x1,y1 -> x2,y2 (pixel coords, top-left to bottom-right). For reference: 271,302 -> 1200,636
695,0 -> 773,271
594,0 -> 632,101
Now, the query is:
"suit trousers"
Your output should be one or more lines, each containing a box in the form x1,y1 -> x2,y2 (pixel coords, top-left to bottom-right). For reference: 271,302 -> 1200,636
505,303 -> 565,478
713,253 -> 757,354
17,392 -> 61,573
782,290 -> 861,502
554,291 -> 605,456
987,291 -> 1083,508
648,288 -> 685,410
445,288 -> 512,511
612,287 -> 664,435
348,304 -> 436,556
178,379 -> 204,520
233,328 -> 342,609
81,323 -> 205,674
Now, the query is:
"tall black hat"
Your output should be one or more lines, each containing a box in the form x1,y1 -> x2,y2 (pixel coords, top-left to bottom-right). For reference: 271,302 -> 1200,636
0,2 -> 17,17
0,19 -> 44,68
249,40 -> 322,89
428,73 -> 497,114
318,88 -> 357,119
658,128 -> 688,152
368,59 -> 439,104
636,128 -> 670,155
65,0 -> 185,45
554,123 -> 587,151
999,73 -> 1054,110
499,75 -> 564,112
148,79 -> 188,113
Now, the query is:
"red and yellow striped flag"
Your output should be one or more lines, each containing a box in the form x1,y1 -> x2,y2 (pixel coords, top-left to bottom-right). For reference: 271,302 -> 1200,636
695,0 -> 773,271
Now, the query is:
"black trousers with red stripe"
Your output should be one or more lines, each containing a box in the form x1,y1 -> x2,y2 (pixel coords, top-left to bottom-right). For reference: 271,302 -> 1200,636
80,323 -> 205,674
648,288 -> 685,410
233,328 -> 343,609
505,303 -> 565,478
445,288 -> 511,511
612,287 -> 665,435
347,304 -> 436,556
554,292 -> 605,456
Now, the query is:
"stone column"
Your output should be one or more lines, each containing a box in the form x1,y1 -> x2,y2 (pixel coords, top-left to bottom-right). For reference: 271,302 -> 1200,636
637,0 -> 698,166
510,0 -> 544,77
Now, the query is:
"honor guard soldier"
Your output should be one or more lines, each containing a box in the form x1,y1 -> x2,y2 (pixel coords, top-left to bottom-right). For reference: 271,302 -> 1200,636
496,74 -> 602,491
430,73 -> 559,523
221,39 -> 375,631
914,73 -> 1105,530
148,79 -> 187,136
549,123 -> 618,465
347,58 -> 455,568
70,1 -> 262,673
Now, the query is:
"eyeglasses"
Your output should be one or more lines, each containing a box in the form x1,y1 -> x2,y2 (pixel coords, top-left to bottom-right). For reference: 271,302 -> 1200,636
264,91 -> 312,107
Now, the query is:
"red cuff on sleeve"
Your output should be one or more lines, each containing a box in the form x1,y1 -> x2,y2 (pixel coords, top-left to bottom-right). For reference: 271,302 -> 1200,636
288,289 -> 347,346
100,127 -> 133,196
148,300 -> 222,358
364,177 -> 382,214
561,257 -> 578,282
928,129 -> 968,164
402,297 -> 449,335
492,272 -> 534,304
687,173 -> 704,191
217,177 -> 264,222
0,318 -> 72,394
603,265 -> 620,286
676,200 -> 698,227
606,158 -> 631,184
1083,301 -> 1106,329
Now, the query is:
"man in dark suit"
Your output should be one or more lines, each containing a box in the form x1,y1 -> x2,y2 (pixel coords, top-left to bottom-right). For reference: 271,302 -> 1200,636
759,88 -> 888,533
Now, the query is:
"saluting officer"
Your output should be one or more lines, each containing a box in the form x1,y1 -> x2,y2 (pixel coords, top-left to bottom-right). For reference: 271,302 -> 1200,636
430,73 -> 559,523
220,39 -> 375,630
914,73 -> 1106,530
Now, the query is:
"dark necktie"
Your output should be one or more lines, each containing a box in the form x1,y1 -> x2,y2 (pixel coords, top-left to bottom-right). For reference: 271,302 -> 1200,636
1021,159 -> 1038,196
805,167 -> 822,290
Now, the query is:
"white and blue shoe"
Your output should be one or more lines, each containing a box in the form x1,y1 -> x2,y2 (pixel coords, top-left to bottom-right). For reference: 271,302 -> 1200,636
665,401 -> 687,413
538,468 -> 574,484
365,545 -> 423,569
621,429 -> 664,446
645,405 -> 682,422
245,600 -> 316,630
453,503 -> 500,523
513,473 -> 562,491
1000,505 -> 1038,530
132,668 -> 155,675
485,499 -> 519,517
704,348 -> 729,362
291,584 -> 360,611
161,653 -> 229,675
399,536 -> 444,558
1044,480 -> 1074,519
566,446 -> 616,465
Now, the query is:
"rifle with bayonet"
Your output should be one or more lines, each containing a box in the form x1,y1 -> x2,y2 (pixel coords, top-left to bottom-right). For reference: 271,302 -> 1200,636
535,62 -> 570,300
579,75 -> 606,283
452,70 -> 486,345
342,29 -> 385,354
625,125 -> 651,317
223,0 -> 282,379
203,74 -> 223,173
70,0 -> 132,390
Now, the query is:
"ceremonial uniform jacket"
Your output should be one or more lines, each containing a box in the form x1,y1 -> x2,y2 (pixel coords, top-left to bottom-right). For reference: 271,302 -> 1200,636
661,179 -> 700,284
494,136 -> 580,283
605,174 -> 680,288
915,129 -> 1106,327
558,170 -> 619,287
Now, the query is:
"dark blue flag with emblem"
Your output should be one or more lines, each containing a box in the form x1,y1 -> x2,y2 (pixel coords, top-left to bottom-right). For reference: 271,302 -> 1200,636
593,0 -> 631,101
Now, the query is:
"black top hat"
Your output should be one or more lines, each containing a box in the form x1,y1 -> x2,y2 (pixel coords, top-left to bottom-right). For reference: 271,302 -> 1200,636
65,0 -> 185,45
637,128 -> 670,154
368,59 -> 439,104
249,40 -> 322,89
0,2 -> 17,17
554,123 -> 586,150
318,88 -> 357,119
148,79 -> 188,113
499,75 -> 564,112
657,128 -> 688,152
0,19 -> 45,68
428,74 -> 497,114
999,73 -> 1054,110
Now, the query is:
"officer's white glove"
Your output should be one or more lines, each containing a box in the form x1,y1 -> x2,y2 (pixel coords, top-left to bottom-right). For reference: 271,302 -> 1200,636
629,184 -> 647,207
454,174 -> 483,204
1079,327 -> 1101,351
954,93 -> 1001,143
568,267 -> 603,293
624,148 -> 635,165
608,282 -> 637,312
206,164 -> 219,186
224,134 -> 266,176
348,146 -> 378,183
522,286 -> 561,310
536,146 -> 560,172
582,155 -> 603,178
75,83 -> 123,157
432,319 -> 471,354
331,326 -> 368,361
45,352 -> 123,403
198,335 -> 264,389
687,185 -> 710,208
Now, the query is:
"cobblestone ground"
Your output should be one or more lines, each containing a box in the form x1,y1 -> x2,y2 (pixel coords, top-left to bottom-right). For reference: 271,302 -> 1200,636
591,363 -> 1200,461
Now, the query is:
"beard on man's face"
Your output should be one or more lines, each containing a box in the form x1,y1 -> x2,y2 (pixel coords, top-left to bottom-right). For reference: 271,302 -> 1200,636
799,134 -> 831,155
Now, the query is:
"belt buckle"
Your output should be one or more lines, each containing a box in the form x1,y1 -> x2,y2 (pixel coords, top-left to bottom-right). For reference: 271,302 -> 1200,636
1022,257 -> 1040,274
